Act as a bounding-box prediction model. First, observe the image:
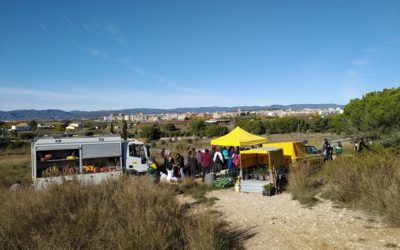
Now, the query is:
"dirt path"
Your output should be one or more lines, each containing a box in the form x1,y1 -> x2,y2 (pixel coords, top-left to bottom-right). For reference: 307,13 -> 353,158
208,189 -> 400,249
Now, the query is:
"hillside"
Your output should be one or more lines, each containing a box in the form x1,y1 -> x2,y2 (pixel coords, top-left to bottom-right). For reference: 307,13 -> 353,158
0,104 -> 344,120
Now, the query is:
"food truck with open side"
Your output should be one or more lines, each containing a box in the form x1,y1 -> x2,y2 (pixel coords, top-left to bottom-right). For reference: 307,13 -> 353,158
31,135 -> 150,189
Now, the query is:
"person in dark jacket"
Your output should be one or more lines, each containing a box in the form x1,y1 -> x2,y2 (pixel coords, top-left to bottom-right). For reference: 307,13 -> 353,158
188,151 -> 198,179
165,153 -> 176,174
176,153 -> 185,178
196,150 -> 202,175
159,148 -> 167,174
322,139 -> 333,161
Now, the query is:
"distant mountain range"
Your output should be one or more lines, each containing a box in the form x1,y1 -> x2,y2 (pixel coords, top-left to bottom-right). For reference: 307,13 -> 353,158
0,104 -> 344,121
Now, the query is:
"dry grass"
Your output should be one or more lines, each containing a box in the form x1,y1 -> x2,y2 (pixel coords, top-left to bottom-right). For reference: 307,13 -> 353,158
322,150 -> 400,226
286,163 -> 323,207
267,132 -> 343,145
0,177 -> 250,249
287,148 -> 400,226
173,178 -> 217,204
0,152 -> 31,188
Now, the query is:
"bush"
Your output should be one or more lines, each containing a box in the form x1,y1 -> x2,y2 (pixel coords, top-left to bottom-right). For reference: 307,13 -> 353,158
173,179 -> 215,203
139,125 -> 161,140
287,163 -> 323,207
322,150 -> 400,226
18,132 -> 35,140
0,177 -> 249,249
205,124 -> 228,137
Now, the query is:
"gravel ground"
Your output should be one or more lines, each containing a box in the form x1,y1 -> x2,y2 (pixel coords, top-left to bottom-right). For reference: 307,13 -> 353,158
208,189 -> 400,250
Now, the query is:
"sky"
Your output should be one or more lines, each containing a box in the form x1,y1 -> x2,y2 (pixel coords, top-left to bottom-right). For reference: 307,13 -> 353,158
0,0 -> 399,111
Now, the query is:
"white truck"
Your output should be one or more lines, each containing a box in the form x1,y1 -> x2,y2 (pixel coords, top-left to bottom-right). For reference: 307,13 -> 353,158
31,135 -> 150,189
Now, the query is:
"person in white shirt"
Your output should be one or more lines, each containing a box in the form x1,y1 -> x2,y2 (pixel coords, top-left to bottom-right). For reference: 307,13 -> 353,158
213,147 -> 224,173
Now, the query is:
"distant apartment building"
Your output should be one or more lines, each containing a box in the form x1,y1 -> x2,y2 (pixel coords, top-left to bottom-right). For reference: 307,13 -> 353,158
162,113 -> 178,120
66,123 -> 83,130
37,123 -> 55,129
177,114 -> 187,121
148,115 -> 160,122
318,107 -> 343,116
212,112 -> 222,119
221,111 -> 239,118
10,123 -> 31,131
117,113 -> 125,121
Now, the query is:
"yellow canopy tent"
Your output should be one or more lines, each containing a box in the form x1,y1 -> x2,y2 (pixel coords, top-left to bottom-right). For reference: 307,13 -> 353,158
210,127 -> 268,147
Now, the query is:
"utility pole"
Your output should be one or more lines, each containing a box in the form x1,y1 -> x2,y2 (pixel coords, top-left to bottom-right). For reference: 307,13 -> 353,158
297,118 -> 300,141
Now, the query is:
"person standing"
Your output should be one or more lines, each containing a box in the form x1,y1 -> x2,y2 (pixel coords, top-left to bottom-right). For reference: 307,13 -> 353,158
222,147 -> 228,169
227,146 -> 234,176
233,147 -> 241,179
335,141 -> 343,156
357,138 -> 369,153
200,148 -> 212,182
186,149 -> 192,175
196,150 -> 202,175
176,153 -> 185,178
165,152 -> 176,175
159,148 -> 167,174
322,139 -> 333,161
213,147 -> 224,173
188,151 -> 198,179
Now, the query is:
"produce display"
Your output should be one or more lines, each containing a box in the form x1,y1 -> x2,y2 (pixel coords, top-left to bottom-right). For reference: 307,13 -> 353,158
37,150 -> 119,177
83,165 -> 116,173
62,165 -> 77,175
41,165 -> 61,177
40,154 -> 53,162
40,164 -> 77,177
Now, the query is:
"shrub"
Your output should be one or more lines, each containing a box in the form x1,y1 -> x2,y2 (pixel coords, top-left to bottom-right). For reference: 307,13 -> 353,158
0,177 -> 249,249
322,150 -> 400,226
173,179 -> 215,203
287,163 -> 323,207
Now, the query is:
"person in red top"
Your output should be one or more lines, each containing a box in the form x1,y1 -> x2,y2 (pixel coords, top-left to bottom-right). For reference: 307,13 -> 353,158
201,148 -> 212,182
233,147 -> 241,179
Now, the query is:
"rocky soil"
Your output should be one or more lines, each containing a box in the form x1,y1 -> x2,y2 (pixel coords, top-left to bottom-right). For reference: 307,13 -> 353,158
207,190 -> 400,249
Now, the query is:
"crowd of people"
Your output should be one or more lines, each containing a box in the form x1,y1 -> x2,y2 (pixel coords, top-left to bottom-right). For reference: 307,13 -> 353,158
321,138 -> 344,161
150,146 -> 242,182
321,137 -> 370,161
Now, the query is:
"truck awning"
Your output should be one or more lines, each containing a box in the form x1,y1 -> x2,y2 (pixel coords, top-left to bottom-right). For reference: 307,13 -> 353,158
81,143 -> 121,159
36,144 -> 80,151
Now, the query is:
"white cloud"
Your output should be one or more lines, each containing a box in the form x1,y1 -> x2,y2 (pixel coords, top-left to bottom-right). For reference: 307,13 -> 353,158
105,20 -> 119,35
62,15 -> 71,23
39,23 -> 48,32
81,20 -> 129,48
351,59 -> 370,67
87,48 -> 109,59
82,23 -> 94,32
0,86 -> 86,99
